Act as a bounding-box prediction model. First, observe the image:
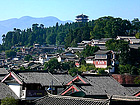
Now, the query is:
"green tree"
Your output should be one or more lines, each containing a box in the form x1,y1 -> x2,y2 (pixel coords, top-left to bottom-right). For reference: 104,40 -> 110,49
5,50 -> 16,58
135,32 -> 140,39
132,18 -> 140,34
118,41 -> 130,65
18,66 -> 26,71
134,76 -> 140,84
1,96 -> 18,105
68,67 -> 79,77
106,39 -> 130,65
24,55 -> 32,61
98,68 -> 107,75
82,45 -> 99,57
46,33 -> 57,45
118,64 -> 138,75
61,62 -> 70,70
56,32 -> 66,45
44,58 -> 60,73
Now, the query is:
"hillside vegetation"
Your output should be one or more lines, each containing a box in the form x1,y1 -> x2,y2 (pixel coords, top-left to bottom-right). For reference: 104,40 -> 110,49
1,16 -> 140,50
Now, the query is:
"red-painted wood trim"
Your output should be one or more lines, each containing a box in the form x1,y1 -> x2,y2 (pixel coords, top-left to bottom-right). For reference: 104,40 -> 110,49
135,92 -> 140,97
61,86 -> 79,95
1,72 -> 22,85
72,86 -> 79,92
61,86 -> 73,95
78,76 -> 86,84
11,73 -> 22,84
66,76 -> 86,85
66,76 -> 78,85
1,73 -> 10,82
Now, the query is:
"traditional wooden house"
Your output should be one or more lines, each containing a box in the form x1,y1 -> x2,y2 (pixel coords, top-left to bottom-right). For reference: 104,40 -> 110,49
1,71 -> 73,100
85,56 -> 95,64
129,39 -> 140,44
59,75 -> 132,99
94,50 -> 112,68
32,93 -> 110,105
67,47 -> 84,53
32,93 -> 140,105
57,51 -> 78,63
116,36 -> 136,41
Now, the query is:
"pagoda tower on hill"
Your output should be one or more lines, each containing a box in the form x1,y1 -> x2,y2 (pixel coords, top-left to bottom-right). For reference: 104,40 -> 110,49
75,14 -> 89,22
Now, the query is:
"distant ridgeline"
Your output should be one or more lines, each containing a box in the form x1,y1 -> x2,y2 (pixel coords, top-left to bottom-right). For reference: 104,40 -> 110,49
1,16 -> 140,50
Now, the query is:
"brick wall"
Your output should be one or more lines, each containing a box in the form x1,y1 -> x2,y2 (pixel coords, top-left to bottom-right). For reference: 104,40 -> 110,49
112,74 -> 140,84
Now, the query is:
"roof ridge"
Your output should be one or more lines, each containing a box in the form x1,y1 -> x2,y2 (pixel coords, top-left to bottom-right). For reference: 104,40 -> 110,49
11,71 -> 23,83
48,72 -> 61,85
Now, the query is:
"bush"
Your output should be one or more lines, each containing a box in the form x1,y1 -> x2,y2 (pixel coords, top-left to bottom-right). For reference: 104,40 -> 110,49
24,55 -> 32,61
1,96 -> 18,105
118,64 -> 139,75
69,67 -> 79,77
134,76 -> 140,84
97,68 -> 107,75
5,50 -> 16,58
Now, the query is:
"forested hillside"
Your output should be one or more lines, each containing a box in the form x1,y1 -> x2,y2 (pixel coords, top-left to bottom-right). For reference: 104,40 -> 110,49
1,16 -> 140,50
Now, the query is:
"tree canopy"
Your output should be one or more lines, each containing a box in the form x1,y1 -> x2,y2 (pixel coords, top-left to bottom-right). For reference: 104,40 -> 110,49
5,50 -> 16,58
1,16 -> 140,51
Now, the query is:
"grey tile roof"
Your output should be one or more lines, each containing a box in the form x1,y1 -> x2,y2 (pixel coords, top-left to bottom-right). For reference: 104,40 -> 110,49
33,94 -> 110,105
66,75 -> 89,85
0,76 -> 6,81
129,44 -> 140,49
84,75 -> 132,96
18,72 -> 72,86
125,87 -> 140,95
0,68 -> 8,75
52,74 -> 73,85
59,84 -> 82,96
130,39 -> 140,43
112,95 -> 140,101
94,50 -> 110,55
18,72 -> 60,86
80,85 -> 106,96
0,82 -> 19,99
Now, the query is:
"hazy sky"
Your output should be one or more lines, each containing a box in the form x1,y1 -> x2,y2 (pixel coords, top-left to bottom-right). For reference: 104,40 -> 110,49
0,0 -> 140,21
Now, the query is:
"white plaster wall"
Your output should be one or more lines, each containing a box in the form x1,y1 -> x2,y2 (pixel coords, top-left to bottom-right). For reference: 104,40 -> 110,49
95,65 -> 107,68
7,83 -> 21,98
86,60 -> 93,64
57,56 -> 61,62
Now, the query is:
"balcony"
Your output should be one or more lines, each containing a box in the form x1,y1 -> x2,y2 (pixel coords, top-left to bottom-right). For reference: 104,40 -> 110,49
21,90 -> 47,99
26,90 -> 47,97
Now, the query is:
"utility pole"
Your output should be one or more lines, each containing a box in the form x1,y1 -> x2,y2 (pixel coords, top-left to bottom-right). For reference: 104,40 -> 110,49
51,80 -> 53,94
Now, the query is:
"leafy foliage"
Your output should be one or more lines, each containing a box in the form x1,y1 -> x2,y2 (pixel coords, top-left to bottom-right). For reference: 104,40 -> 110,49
5,50 -> 16,58
44,58 -> 75,73
44,58 -> 61,73
24,55 -> 32,61
1,96 -> 18,105
135,32 -> 140,39
81,45 -> 100,57
118,64 -> 139,75
68,67 -> 79,77
1,16 -> 139,51
106,39 -> 130,65
134,76 -> 140,84
97,68 -> 108,75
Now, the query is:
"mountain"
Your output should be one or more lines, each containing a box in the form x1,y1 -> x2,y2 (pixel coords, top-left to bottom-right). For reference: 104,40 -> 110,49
0,16 -> 73,44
